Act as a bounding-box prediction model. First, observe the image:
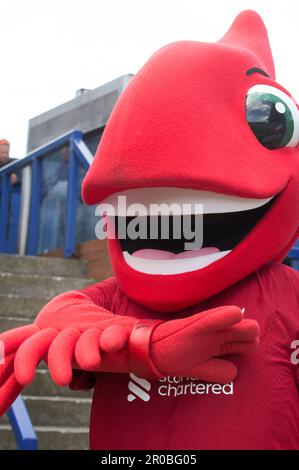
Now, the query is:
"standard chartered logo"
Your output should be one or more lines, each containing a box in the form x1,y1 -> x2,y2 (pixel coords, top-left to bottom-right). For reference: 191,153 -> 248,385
127,373 -> 151,402
127,375 -> 234,403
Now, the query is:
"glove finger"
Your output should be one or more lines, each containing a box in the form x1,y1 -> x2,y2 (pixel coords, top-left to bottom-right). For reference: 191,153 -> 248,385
0,373 -> 23,417
75,328 -> 102,371
48,327 -> 81,386
99,325 -> 130,353
152,306 -> 242,345
15,328 -> 58,385
220,319 -> 260,343
220,338 -> 260,356
0,324 -> 39,355
194,306 -> 243,333
0,353 -> 16,387
184,358 -> 238,384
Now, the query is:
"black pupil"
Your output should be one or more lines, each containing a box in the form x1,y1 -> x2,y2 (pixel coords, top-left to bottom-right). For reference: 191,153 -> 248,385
246,98 -> 287,149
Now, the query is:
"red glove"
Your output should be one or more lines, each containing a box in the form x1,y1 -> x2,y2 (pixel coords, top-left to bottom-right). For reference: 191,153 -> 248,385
151,306 -> 259,383
0,286 -> 259,416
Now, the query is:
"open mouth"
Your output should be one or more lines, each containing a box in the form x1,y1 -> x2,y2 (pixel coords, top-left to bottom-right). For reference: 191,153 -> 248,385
106,189 -> 276,275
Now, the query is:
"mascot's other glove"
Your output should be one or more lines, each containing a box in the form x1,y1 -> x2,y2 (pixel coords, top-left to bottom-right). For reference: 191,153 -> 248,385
0,289 -> 258,415
150,306 -> 259,384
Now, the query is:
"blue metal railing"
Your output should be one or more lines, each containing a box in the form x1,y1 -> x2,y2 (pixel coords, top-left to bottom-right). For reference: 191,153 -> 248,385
0,130 -> 93,258
0,185 -> 21,254
289,241 -> 299,269
7,396 -> 38,450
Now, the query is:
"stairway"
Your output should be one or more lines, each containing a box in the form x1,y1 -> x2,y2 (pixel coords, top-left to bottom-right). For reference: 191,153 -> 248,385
0,254 -> 96,450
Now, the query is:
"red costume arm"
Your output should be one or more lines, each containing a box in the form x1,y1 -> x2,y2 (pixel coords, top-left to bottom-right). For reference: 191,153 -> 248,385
0,278 -> 259,415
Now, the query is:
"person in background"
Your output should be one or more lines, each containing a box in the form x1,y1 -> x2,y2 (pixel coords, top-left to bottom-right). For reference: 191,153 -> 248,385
38,146 -> 69,253
0,139 -> 19,185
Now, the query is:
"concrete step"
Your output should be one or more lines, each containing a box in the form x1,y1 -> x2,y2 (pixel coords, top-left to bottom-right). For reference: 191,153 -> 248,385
0,315 -> 31,333
0,424 -> 89,450
0,294 -> 49,319
1,396 -> 91,427
26,369 -> 92,399
0,365 -> 92,398
0,272 -> 93,298
0,254 -> 88,278
24,396 -> 92,427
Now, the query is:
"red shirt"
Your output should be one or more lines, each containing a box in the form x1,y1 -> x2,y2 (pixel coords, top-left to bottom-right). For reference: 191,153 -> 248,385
89,263 -> 299,450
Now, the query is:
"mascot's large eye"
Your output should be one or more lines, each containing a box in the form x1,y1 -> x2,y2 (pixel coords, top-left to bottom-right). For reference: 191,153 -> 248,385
246,84 -> 299,149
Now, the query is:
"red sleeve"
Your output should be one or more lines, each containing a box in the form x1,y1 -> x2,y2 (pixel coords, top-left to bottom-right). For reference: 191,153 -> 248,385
36,277 -> 135,332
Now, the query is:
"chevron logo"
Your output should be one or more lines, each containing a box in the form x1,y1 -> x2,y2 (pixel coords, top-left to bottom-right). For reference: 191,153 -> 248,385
127,373 -> 151,402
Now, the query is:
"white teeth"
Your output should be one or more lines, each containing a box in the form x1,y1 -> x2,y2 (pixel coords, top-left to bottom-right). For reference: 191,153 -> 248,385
123,250 -> 231,275
101,187 -> 273,216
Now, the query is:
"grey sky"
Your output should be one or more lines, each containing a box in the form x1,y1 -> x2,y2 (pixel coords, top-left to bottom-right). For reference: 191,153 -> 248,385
1,0 -> 298,158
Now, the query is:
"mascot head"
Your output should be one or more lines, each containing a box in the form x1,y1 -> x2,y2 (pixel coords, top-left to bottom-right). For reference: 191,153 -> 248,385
82,10 -> 299,312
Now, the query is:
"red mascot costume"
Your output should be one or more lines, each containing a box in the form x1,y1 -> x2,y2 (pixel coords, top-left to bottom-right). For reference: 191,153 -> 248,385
1,10 -> 299,450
